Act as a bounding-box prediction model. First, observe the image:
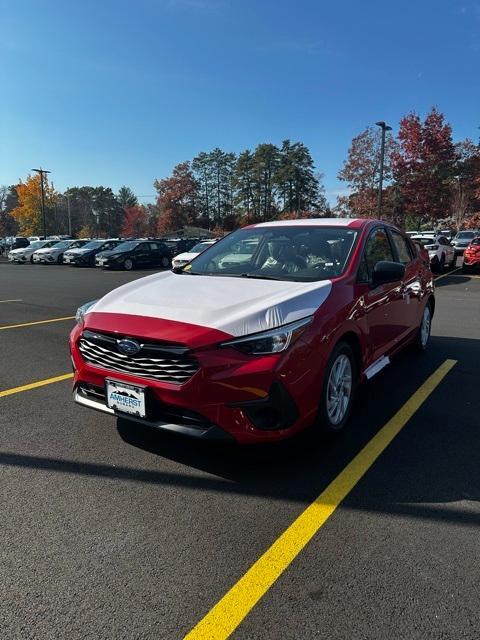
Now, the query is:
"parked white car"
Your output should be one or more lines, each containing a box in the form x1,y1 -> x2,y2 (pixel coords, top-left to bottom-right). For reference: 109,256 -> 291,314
412,235 -> 455,272
8,240 -> 57,263
172,240 -> 217,269
33,239 -> 90,264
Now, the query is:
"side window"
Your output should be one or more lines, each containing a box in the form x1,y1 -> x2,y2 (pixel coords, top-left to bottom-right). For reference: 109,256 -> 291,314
391,231 -> 412,265
360,228 -> 394,281
149,242 -> 158,250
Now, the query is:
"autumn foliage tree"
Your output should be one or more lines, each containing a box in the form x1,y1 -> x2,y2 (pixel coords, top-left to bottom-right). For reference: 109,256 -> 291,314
154,162 -> 198,235
391,108 -> 457,223
121,205 -> 149,237
338,127 -> 397,218
10,174 -> 59,235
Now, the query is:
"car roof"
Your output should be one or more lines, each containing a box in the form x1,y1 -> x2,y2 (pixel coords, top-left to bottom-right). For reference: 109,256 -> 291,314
249,217 -> 367,229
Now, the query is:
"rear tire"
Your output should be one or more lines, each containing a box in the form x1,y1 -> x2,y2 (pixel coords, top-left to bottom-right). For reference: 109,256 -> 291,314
462,263 -> 471,274
160,255 -> 170,268
124,258 -> 134,271
414,302 -> 432,353
317,341 -> 357,433
436,254 -> 445,274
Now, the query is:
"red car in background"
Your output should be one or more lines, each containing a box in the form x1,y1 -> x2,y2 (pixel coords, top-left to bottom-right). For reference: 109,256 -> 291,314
70,219 -> 434,444
462,237 -> 480,273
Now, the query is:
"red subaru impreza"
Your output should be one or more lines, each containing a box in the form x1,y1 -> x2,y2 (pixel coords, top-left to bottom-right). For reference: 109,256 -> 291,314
70,219 -> 434,443
462,236 -> 480,273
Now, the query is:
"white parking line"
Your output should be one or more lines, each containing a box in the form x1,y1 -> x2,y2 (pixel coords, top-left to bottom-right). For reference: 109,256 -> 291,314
0,299 -> 23,303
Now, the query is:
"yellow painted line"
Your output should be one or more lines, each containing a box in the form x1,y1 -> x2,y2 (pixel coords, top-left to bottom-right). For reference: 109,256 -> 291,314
0,373 -> 74,398
184,359 -> 457,640
447,273 -> 480,279
0,299 -> 23,303
0,316 -> 75,331
434,267 -> 461,282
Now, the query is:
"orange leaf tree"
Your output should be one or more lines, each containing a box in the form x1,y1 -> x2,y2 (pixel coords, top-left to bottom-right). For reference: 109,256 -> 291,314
10,174 -> 59,235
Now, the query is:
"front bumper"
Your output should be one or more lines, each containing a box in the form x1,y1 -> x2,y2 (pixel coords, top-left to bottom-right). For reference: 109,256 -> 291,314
70,323 -> 322,444
74,384 -> 234,440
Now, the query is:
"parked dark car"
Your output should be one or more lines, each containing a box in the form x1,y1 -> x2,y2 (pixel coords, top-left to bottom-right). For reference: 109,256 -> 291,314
63,239 -> 123,266
95,240 -> 173,270
161,238 -> 201,255
11,237 -> 30,249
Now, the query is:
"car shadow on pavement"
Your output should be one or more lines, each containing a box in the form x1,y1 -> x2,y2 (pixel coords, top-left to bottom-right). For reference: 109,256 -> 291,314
112,335 -> 480,527
0,337 -> 477,528
435,273 -> 476,287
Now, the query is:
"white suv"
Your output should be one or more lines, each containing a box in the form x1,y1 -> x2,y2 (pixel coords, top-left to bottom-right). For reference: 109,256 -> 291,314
412,235 -> 455,273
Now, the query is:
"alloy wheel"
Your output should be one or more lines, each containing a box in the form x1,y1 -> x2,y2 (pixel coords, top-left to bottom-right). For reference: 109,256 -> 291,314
326,354 -> 353,426
420,306 -> 431,349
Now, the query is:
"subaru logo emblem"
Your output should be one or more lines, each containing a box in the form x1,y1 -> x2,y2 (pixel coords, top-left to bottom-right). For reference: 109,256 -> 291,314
117,338 -> 142,356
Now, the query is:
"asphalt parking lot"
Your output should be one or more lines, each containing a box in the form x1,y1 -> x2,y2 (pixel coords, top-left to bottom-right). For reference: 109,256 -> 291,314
0,260 -> 479,640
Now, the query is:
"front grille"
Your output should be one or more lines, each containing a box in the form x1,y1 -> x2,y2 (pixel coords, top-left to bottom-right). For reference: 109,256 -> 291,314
78,330 -> 199,384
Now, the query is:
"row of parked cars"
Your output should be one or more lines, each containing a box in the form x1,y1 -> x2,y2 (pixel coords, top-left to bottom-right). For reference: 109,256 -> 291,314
6,236 -> 218,270
406,229 -> 480,273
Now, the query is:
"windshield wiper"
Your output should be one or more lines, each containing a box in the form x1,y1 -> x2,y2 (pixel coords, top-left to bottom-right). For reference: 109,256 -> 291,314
240,272 -> 283,280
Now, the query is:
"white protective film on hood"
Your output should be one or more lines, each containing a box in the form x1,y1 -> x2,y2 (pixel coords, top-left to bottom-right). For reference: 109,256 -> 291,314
92,271 -> 332,337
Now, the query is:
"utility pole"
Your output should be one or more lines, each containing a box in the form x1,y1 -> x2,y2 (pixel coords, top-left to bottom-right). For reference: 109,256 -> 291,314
66,194 -> 72,236
32,168 -> 51,238
375,122 -> 392,216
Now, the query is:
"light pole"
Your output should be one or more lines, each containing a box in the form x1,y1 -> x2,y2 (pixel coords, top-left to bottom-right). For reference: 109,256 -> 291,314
32,168 -> 51,238
375,122 -> 392,216
66,194 -> 72,236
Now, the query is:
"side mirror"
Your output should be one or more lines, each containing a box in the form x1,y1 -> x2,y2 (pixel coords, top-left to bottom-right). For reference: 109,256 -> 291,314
371,261 -> 405,288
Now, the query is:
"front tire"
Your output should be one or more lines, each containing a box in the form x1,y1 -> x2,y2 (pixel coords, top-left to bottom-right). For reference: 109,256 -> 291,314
318,341 -> 357,433
160,255 -> 170,268
124,258 -> 134,271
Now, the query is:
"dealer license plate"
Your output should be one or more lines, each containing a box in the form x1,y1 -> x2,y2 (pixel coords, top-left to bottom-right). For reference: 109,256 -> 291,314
106,379 -> 146,418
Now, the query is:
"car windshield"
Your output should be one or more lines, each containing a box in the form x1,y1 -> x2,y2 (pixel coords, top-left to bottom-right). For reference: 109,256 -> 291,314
190,242 -> 213,253
457,232 -> 475,239
81,240 -> 105,250
186,226 -> 358,281
111,241 -> 140,252
50,241 -> 70,249
29,241 -> 44,249
470,238 -> 480,246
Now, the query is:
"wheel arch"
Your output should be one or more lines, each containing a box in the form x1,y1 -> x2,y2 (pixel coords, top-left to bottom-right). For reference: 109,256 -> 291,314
332,330 -> 363,379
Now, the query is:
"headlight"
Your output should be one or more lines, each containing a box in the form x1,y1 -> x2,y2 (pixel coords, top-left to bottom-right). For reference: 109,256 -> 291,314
75,299 -> 98,326
220,316 -> 313,355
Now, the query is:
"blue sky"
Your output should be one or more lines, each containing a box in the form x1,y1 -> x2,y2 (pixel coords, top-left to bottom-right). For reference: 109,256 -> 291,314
1,0 -> 479,205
